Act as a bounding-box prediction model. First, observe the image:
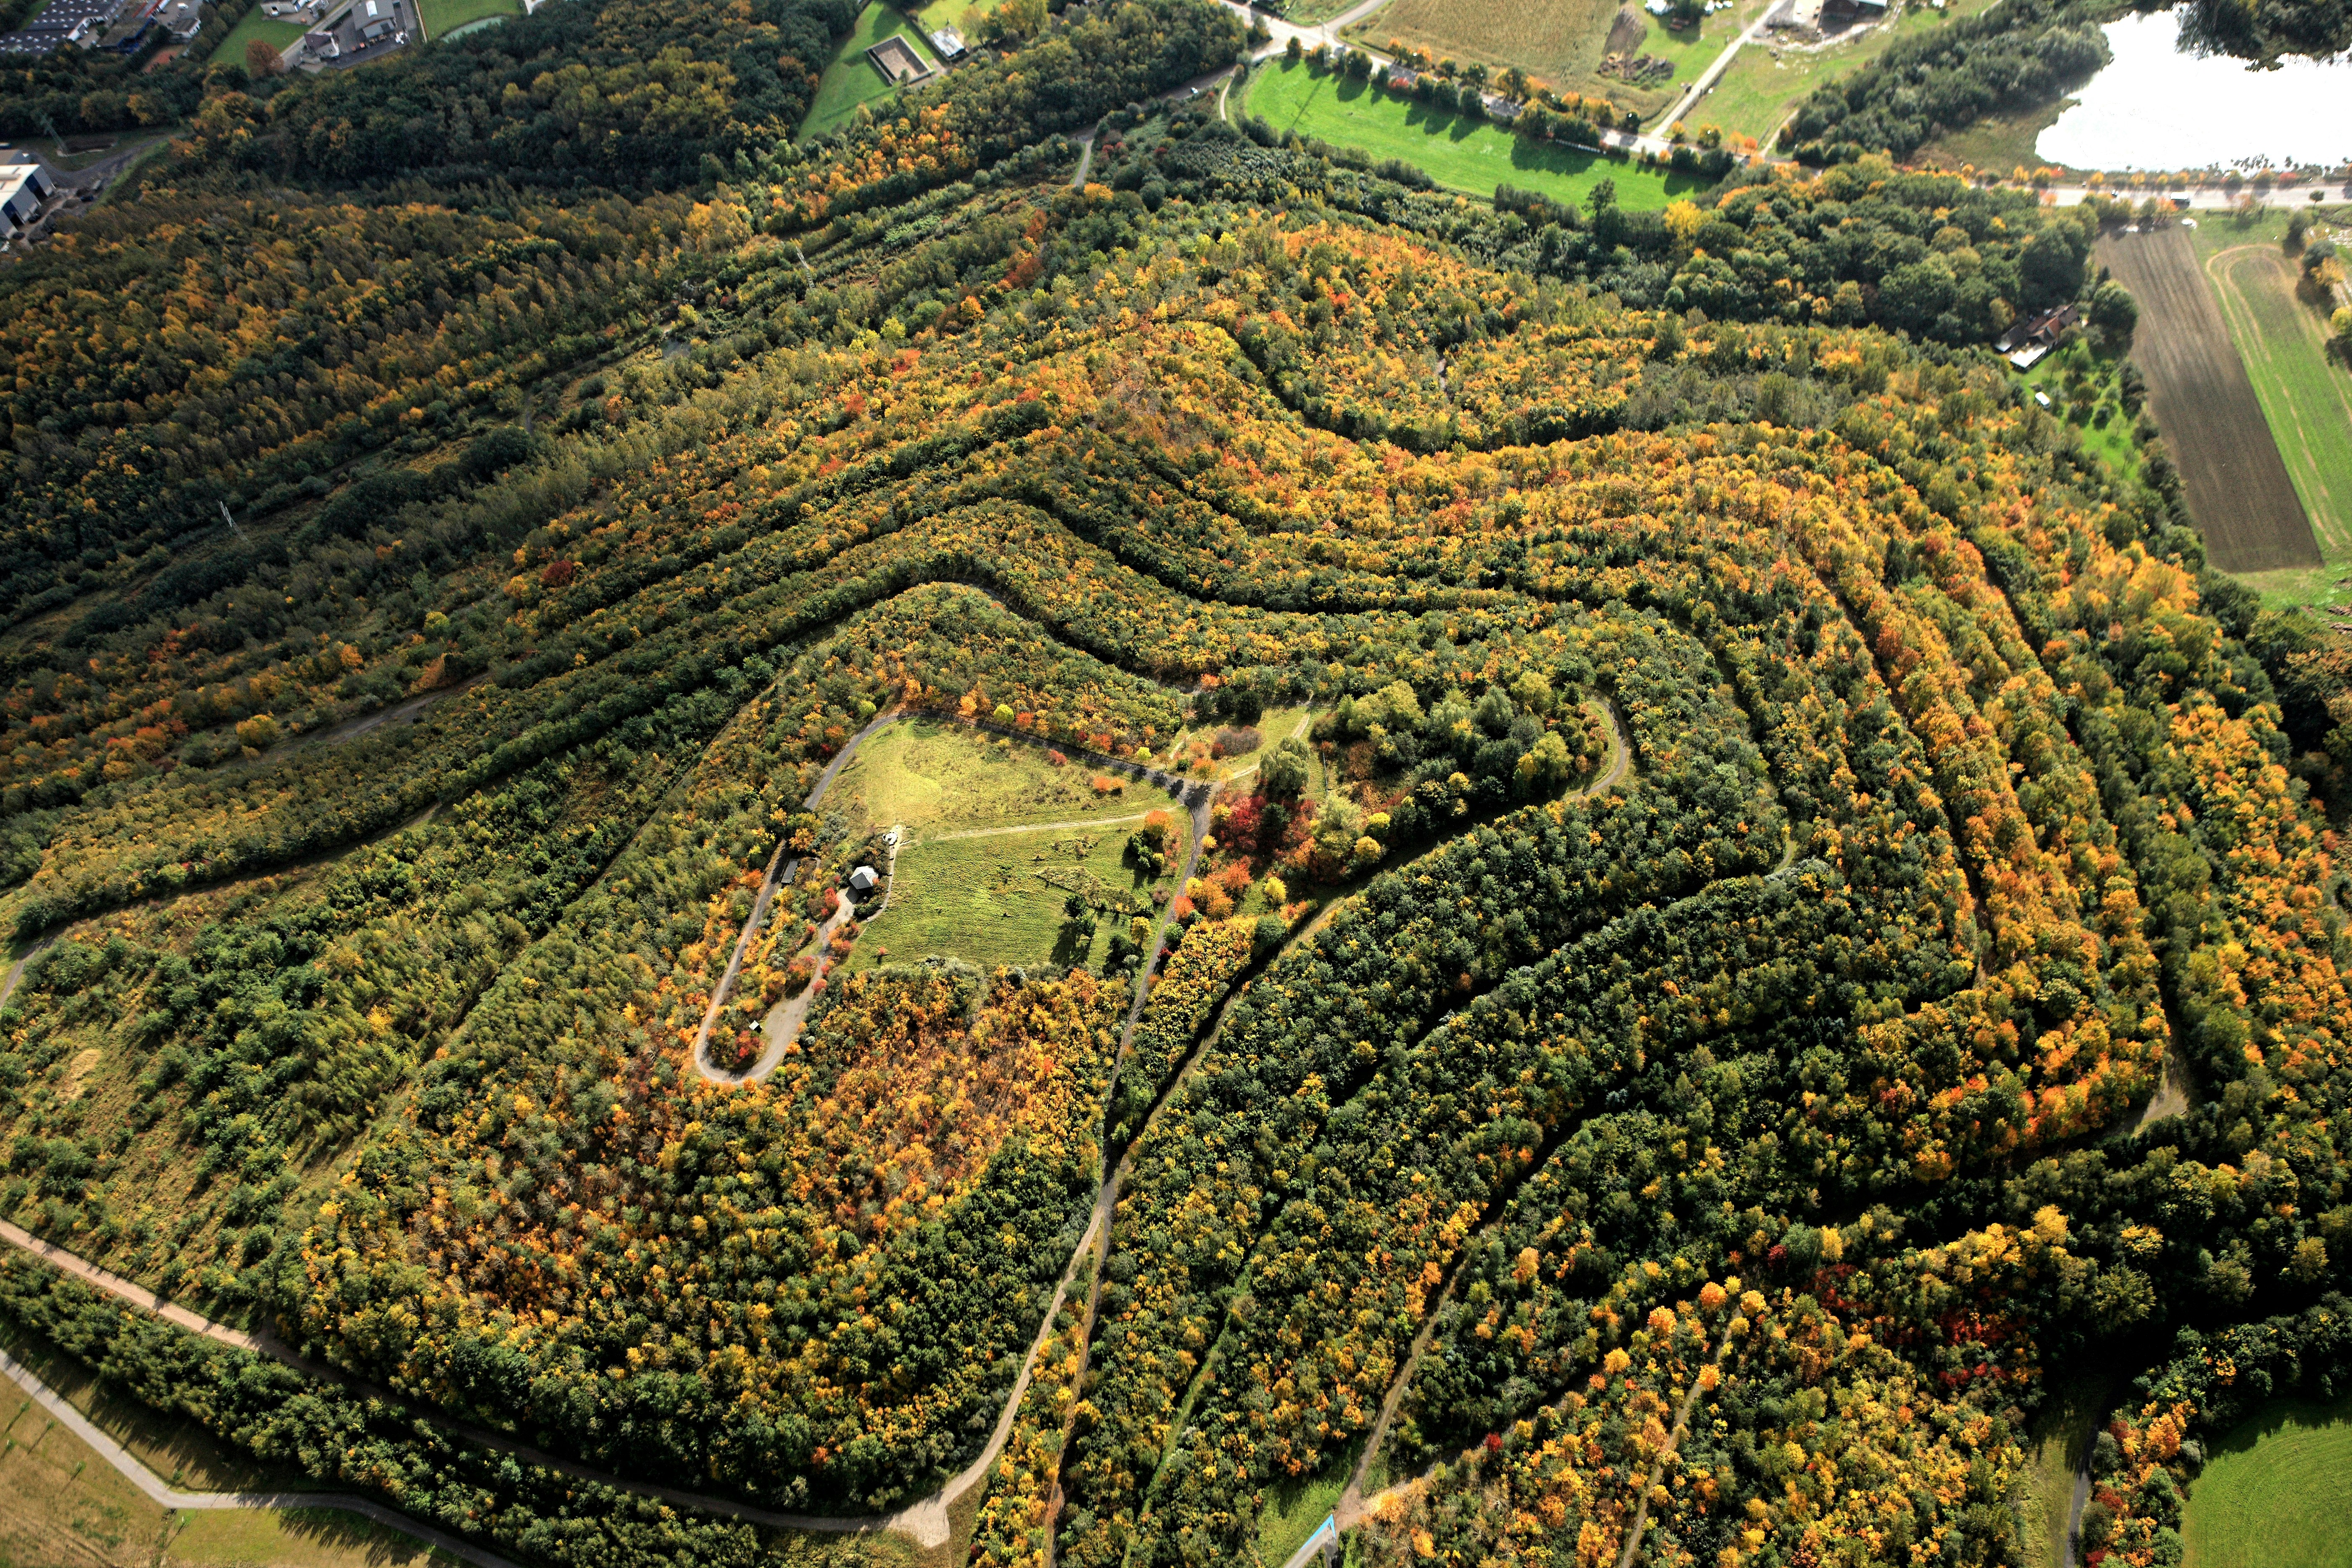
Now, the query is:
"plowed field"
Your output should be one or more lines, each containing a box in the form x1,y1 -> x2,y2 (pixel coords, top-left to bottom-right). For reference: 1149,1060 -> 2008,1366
2097,226 -> 2321,573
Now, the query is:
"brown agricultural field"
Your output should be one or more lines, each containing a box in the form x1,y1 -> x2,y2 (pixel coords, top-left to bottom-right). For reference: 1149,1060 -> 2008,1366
1354,0 -> 1671,113
2096,226 -> 2323,573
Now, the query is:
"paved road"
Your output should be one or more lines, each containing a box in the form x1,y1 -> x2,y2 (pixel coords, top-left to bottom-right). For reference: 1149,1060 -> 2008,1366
1657,3 -> 1782,137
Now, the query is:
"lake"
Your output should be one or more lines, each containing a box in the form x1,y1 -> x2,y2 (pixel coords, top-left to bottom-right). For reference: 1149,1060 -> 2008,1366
2035,9 -> 2352,171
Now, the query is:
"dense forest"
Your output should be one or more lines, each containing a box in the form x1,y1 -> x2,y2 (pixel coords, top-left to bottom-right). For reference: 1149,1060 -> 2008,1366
0,0 -> 2347,1565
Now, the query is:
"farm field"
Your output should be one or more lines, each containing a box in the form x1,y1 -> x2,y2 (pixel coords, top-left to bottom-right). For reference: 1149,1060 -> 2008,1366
2180,1395 -> 2352,1568
1242,58 -> 1709,207
801,0 -> 933,139
416,0 -> 520,38
2095,225 -> 2321,575
1341,0 -> 1778,119
2183,207 -> 2352,609
1687,0 -> 1997,144
1345,0 -> 1661,116
214,6 -> 307,65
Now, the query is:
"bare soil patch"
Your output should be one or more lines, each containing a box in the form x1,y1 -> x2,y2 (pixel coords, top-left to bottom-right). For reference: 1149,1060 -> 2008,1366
2097,227 -> 2321,573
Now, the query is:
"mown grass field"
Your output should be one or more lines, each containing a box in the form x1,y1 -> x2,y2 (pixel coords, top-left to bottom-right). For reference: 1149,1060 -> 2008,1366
800,1 -> 932,140
1689,0 -> 1997,144
2182,1394 -> 2352,1568
416,0 -> 519,39
1243,59 -> 1708,209
2182,206 -> 2352,610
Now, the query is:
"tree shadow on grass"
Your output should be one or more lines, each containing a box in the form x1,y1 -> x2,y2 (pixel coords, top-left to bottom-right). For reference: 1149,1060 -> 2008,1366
272,1507 -> 468,1564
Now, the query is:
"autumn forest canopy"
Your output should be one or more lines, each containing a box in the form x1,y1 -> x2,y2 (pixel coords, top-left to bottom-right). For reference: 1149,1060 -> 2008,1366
0,0 -> 2349,1565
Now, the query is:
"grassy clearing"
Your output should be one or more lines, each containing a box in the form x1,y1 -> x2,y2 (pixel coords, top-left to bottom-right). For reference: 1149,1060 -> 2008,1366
2181,1394 -> 2352,1568
1687,0 -> 1997,145
849,820 -> 1178,975
1253,1442 -> 1356,1566
215,7 -> 308,65
835,717 -> 1168,835
1243,59 -> 1709,209
417,0 -> 519,38
800,1 -> 931,140
1913,98 -> 2068,176
834,717 -> 1188,975
2182,206 -> 2352,611
2012,1369 -> 2117,1568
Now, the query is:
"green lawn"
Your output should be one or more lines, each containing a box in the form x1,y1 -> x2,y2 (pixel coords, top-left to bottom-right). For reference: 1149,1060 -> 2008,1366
417,0 -> 520,39
800,1 -> 935,140
2182,1394 -> 2352,1568
1687,0 -> 1999,146
1243,59 -> 1709,210
215,6 -> 307,67
849,822 -> 1179,976
2181,206 -> 2352,611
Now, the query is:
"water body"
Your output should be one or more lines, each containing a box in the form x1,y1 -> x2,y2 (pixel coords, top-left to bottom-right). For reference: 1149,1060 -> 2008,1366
2035,9 -> 2352,171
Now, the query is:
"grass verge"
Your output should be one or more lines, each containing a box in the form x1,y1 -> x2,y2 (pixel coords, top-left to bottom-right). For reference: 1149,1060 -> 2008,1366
2181,1393 -> 2352,1568
1253,1441 -> 1357,1566
2012,1368 -> 2116,1568
1243,58 -> 1708,209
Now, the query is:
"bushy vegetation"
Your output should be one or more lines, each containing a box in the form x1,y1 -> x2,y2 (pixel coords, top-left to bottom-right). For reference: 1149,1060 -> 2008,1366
0,5 -> 2347,1568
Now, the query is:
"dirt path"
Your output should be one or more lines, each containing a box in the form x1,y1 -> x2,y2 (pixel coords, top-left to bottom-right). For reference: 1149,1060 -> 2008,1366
926,811 -> 1153,843
688,708 -> 903,1082
0,1347 -> 521,1568
1611,1339 -> 1731,1568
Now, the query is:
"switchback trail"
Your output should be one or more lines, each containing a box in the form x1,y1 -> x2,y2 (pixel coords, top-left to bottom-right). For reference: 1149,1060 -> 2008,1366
0,702 -> 1633,1562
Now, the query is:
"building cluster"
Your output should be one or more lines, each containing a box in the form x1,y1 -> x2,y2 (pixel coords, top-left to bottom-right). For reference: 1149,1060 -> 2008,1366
1996,302 -> 2080,369
0,0 -> 199,55
0,157 -> 57,243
